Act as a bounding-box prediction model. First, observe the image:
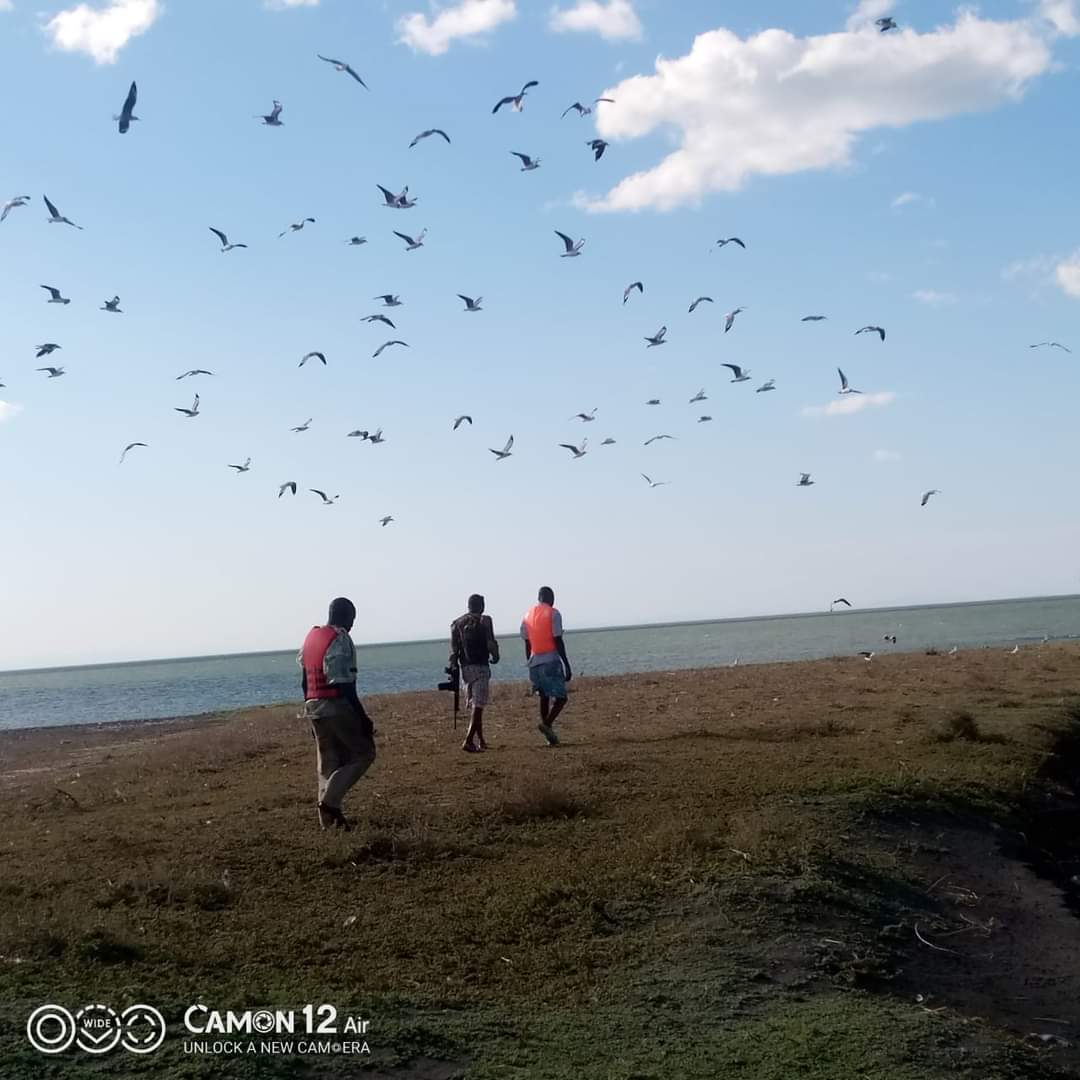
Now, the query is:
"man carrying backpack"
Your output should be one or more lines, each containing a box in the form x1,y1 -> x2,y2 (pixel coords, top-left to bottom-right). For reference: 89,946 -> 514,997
449,594 -> 500,753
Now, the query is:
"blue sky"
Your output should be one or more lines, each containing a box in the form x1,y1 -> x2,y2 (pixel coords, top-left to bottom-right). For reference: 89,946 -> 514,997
1,0 -> 1078,668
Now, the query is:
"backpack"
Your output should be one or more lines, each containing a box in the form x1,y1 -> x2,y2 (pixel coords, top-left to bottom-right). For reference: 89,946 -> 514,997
458,615 -> 490,666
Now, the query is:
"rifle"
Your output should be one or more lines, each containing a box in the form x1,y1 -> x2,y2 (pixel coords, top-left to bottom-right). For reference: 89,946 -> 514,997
437,662 -> 460,730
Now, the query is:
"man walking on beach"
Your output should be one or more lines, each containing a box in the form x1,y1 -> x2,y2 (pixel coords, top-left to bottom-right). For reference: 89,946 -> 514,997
449,593 -> 500,753
521,586 -> 572,746
299,597 -> 375,830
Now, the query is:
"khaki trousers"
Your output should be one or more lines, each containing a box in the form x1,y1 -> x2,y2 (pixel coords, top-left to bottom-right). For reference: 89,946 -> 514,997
303,699 -> 376,810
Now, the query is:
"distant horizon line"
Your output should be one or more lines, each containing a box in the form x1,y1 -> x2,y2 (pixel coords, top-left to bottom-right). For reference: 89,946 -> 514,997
3,592 -> 1078,677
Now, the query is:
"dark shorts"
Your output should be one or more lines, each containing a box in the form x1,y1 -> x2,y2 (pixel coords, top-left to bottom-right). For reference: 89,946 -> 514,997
529,661 -> 567,700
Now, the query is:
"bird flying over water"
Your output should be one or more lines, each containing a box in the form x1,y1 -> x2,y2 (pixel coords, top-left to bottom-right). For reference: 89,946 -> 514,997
756,379 -> 776,393
838,368 -> 861,395
310,489 -> 339,505
116,81 -> 138,134
257,100 -> 283,126
587,138 -> 608,161
279,217 -> 315,239
645,326 -> 667,348
36,343 -> 61,358
37,366 -> 65,378
453,415 -> 472,430
410,128 -> 450,148
644,434 -> 675,446
856,325 -> 886,342
316,54 -> 368,88
1030,341 -> 1070,352
44,194 -> 82,229
210,227 -> 247,252
797,473 -> 815,487
555,230 -> 584,257
722,363 -> 751,383
394,228 -> 428,251
278,482 -> 297,498
1,195 -> 30,222
689,297 -> 713,313
175,394 -> 200,417
101,296 -> 122,313
41,285 -> 70,305
291,418 -> 313,433
920,489 -> 940,507
493,81 -> 538,114
363,314 -> 396,329
176,369 -> 213,380
641,474 -> 669,488
876,17 -> 898,31
511,152 -> 541,171
831,598 -> 852,610
559,440 -> 588,459
490,435 -> 514,461
724,307 -> 745,333
561,98 -> 614,118
716,237 -> 745,249
119,442 -> 147,464
299,351 -> 326,367
623,281 -> 643,304
373,340 -> 408,359
458,294 -> 482,311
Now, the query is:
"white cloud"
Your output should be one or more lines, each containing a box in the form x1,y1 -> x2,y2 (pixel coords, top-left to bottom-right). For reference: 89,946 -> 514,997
0,1 -> 13,12
581,10 -> 1058,212
265,0 -> 318,7
803,391 -> 896,417
873,449 -> 903,462
1054,251 -> 1080,297
0,401 -> 23,423
1039,0 -> 1080,36
892,191 -> 935,210
912,288 -> 958,306
397,0 -> 516,55
549,0 -> 642,41
44,0 -> 160,64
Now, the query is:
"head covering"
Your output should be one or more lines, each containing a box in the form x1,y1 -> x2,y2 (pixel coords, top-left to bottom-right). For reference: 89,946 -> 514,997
327,597 -> 356,629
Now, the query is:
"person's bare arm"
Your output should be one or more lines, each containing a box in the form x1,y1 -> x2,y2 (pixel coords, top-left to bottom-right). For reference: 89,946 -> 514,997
555,637 -> 572,681
449,620 -> 462,668
487,617 -> 500,664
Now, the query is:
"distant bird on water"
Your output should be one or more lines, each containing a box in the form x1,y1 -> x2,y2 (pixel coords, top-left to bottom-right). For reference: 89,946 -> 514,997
511,151 -> 541,171
586,138 -> 608,161
176,369 -> 213,380
453,415 -> 472,430
278,482 -> 297,498
279,217 -> 315,239
623,281 -> 644,304
228,458 -> 252,474
689,296 -> 713,313
856,325 -> 886,342
410,128 -> 450,148
797,473 -> 815,487
920,489 -> 940,507
722,363 -> 751,383
44,194 -> 82,229
36,343 -> 61,358
876,17 -> 898,32
641,474 -> 670,488
490,435 -> 514,461
210,227 -> 247,252
1030,341 -> 1070,353
645,326 -> 667,348
493,81 -> 539,114
299,351 -> 326,367
1,195 -> 30,222
119,442 -> 147,464
458,294 -> 482,312
257,100 -> 283,126
115,81 -> 138,134
555,230 -> 584,257
175,394 -> 200,417
41,285 -> 70,305
316,54 -> 368,88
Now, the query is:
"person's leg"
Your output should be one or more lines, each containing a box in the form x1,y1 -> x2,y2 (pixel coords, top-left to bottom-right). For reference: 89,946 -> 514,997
311,718 -> 342,829
538,694 -> 550,724
474,706 -> 487,749
323,732 -> 375,813
547,696 -> 567,726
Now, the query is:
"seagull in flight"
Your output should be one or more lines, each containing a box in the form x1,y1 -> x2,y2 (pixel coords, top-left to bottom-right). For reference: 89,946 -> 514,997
41,285 -> 70,305
379,515 -> 394,527
797,473 -> 815,487
278,482 -> 297,498
644,434 -> 675,446
641,474 -> 670,488
377,185 -> 417,209
228,458 -> 252,474
119,441 -> 147,464
571,408 -> 597,422
493,81 -> 539,114
555,230 -> 584,257
347,429 -> 369,440
373,340 -> 408,359
374,294 -> 402,307
831,598 -> 852,610
44,194 -> 82,229
724,307 -> 745,333
101,296 -> 122,313
645,398 -> 661,406
490,435 -> 514,461
310,489 -> 339,505
346,236 -> 367,246
920,489 -> 940,507
859,651 -> 875,662
368,428 -> 386,445
698,416 -> 713,423
1030,341 -> 1070,352
561,98 -> 614,118
1,195 -> 30,222
299,351 -> 326,367
257,100 -> 283,126
586,138 -> 608,161
363,314 -> 396,329
291,418 -> 313,433
645,326 -> 667,348
722,363 -> 751,383
876,17 -> 898,31
715,237 -> 746,249
689,296 -> 713,313
458,294 -> 483,312
175,394 -> 201,417
511,151 -> 541,171
316,54 -> 368,88
689,389 -> 707,404
559,439 -> 588,459
176,369 -> 214,380
210,227 -> 247,252
756,379 -> 776,393
623,281 -> 643,305
410,128 -> 450,148
394,228 -> 427,251
37,366 -> 65,378
838,368 -> 862,395
453,415 -> 472,430
36,343 -> 61,358
601,438 -> 616,446
279,217 -> 315,239
856,325 -> 886,342
802,315 -> 827,322
115,81 -> 138,134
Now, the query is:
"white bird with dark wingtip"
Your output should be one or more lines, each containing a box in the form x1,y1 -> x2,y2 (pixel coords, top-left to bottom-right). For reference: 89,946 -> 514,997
115,81 -> 138,134
644,434 -> 675,446
176,369 -> 213,380
555,230 -> 584,257
724,307 -> 745,333
689,296 -> 713,313
641,474 -> 670,488
756,379 -> 776,393
37,366 -> 65,378
623,281 -> 643,305
410,128 -> 450,148
44,194 -> 82,230
1,195 -> 30,223
493,81 -> 539,114
458,294 -> 483,312
377,185 -> 417,209
299,351 -> 326,368
279,217 -> 315,239
175,394 -> 200,417
316,54 -> 368,88
119,442 -> 147,464
797,472 -> 815,487
453,415 -> 472,430
920,489 -> 940,507
394,228 -> 427,251
291,418 -> 313,433
257,100 -> 283,126
856,325 -> 886,342
374,294 -> 402,308
278,482 -> 297,498
310,489 -> 339,505
571,408 -> 597,422
490,435 -> 514,461
1030,341 -> 1070,353
363,314 -> 396,329
210,227 -> 247,252
561,97 -> 614,118
373,340 -> 409,359
41,285 -> 70,305
838,368 -> 862,395
101,296 -> 122,313
645,326 -> 667,348
722,363 -> 751,383
559,439 -> 588,459
689,389 -> 707,404
511,152 -> 541,171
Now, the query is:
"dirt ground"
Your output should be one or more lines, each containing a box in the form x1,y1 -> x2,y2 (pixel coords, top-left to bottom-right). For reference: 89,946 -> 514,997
0,644 -> 1078,1079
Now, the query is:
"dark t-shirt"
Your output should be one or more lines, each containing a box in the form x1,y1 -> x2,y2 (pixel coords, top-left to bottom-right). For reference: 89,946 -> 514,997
451,614 -> 498,667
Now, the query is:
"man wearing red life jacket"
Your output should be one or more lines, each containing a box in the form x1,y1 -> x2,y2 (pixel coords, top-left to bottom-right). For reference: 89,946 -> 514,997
520,585 -> 572,746
298,597 -> 375,830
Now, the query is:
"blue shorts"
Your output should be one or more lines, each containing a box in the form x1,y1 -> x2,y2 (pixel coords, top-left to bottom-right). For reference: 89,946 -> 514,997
529,661 -> 567,700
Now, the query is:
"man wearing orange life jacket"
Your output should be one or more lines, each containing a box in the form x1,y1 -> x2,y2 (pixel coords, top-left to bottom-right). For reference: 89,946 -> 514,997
298,596 -> 375,830
520,585 -> 572,746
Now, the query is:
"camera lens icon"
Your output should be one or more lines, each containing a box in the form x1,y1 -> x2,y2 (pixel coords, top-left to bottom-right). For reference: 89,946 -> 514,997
252,1010 -> 277,1035
121,1005 -> 167,1055
26,1005 -> 76,1055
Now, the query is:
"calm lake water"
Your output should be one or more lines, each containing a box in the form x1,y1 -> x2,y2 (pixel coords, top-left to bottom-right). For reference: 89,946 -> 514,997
1,595 -> 1077,732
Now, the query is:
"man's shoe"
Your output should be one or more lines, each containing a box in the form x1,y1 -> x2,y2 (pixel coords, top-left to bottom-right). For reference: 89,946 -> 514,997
537,723 -> 559,746
318,802 -> 353,831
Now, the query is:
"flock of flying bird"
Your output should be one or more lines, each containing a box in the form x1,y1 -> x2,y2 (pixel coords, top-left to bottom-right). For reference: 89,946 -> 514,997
3,21 -> 1072,528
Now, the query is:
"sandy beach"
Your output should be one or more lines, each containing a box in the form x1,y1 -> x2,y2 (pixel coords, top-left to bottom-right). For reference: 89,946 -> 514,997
1,645 -> 1078,1078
